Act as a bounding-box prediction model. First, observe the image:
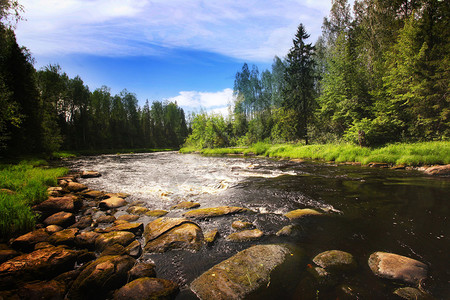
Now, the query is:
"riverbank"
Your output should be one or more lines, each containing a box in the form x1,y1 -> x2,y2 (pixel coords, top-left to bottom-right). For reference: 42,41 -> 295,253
181,141 -> 450,167
53,147 -> 176,158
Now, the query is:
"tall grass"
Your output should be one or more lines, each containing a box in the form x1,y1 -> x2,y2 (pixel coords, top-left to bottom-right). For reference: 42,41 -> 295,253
0,161 -> 68,238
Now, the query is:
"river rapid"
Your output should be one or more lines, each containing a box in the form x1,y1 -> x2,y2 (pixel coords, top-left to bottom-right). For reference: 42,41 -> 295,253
69,151 -> 449,299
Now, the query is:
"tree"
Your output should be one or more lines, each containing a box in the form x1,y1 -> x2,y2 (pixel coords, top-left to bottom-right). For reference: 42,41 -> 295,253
283,23 -> 316,144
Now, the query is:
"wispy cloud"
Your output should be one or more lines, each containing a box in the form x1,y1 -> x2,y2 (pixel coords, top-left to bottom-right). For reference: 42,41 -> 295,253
168,88 -> 234,113
16,0 -> 331,61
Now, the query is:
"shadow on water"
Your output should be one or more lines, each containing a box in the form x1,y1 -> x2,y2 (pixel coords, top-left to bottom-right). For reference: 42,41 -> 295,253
69,152 -> 450,299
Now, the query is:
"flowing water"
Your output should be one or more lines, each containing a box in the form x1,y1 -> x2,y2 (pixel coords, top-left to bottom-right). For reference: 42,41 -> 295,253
69,152 -> 449,299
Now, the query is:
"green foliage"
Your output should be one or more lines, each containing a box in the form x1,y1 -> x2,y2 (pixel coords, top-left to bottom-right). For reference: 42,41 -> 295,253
184,113 -> 231,149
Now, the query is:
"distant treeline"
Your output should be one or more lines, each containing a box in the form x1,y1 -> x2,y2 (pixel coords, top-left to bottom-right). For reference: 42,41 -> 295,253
0,3 -> 188,155
185,0 -> 449,149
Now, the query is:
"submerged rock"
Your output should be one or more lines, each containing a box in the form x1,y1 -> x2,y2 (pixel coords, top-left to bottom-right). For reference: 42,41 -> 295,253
114,277 -> 179,300
183,206 -> 252,219
368,252 -> 428,285
312,250 -> 357,272
284,208 -> 322,220
226,229 -> 264,242
276,224 -> 299,236
145,210 -> 168,217
128,263 -> 156,280
170,201 -> 201,210
231,220 -> 253,230
190,244 -> 291,300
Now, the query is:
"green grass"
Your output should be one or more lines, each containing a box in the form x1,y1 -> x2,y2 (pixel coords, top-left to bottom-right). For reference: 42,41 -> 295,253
0,161 -> 68,238
181,141 -> 450,166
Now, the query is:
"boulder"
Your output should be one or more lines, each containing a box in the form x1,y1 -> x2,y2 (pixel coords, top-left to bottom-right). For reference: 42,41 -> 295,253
48,228 -> 79,246
82,190 -> 105,199
74,231 -> 100,250
276,225 -> 299,236
424,164 -> 450,176
393,287 -> 433,300
45,225 -> 64,234
96,215 -> 116,224
117,214 -> 140,222
103,222 -> 143,235
144,217 -> 203,253
128,263 -> 156,280
0,246 -> 78,288
231,220 -> 253,230
70,215 -> 93,229
204,229 -> 219,245
312,250 -> 357,272
17,280 -> 66,300
183,206 -> 252,219
95,231 -> 135,252
43,211 -> 76,227
368,252 -> 428,285
99,197 -> 127,210
284,208 -> 322,220
226,229 -> 263,242
190,244 -> 291,300
100,244 -> 126,257
125,240 -> 142,258
67,255 -> 136,300
47,187 -> 63,197
114,277 -> 179,300
33,196 -> 81,216
11,228 -> 49,252
170,201 -> 200,210
65,182 -> 87,193
146,210 -> 168,217
81,171 -> 101,178
127,206 -> 150,215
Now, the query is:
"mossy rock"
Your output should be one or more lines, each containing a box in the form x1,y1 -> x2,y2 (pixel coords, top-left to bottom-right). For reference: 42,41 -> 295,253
170,201 -> 200,210
226,229 -> 263,242
312,250 -> 357,272
95,231 -> 136,252
231,220 -> 253,230
183,206 -> 252,219
114,277 -> 179,300
127,206 -> 150,215
145,210 -> 168,217
284,208 -> 322,220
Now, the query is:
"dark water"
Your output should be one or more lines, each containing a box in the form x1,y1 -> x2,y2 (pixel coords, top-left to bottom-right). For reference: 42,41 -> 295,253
69,152 -> 450,299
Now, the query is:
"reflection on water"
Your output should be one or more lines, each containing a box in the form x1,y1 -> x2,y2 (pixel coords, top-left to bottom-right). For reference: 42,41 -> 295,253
69,152 -> 450,299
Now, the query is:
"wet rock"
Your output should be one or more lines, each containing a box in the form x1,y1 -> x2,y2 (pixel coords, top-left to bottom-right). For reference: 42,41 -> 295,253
128,262 -> 156,280
106,192 -> 130,199
369,162 -> 389,168
127,206 -> 150,215
0,246 -> 78,288
47,187 -> 63,197
11,228 -> 49,252
99,197 -> 127,210
67,255 -> 136,300
0,249 -> 19,264
114,277 -> 179,300
65,182 -> 87,193
368,252 -> 428,285
113,219 -> 129,225
74,231 -> 100,250
284,208 -> 322,220
81,171 -> 101,178
171,201 -> 201,210
117,214 -> 140,222
231,220 -> 253,230
190,244 -> 291,300
46,225 -> 64,234
312,250 -> 357,272
144,217 -> 203,253
48,228 -> 79,246
17,280 -> 66,300
226,229 -> 263,242
43,211 -> 76,228
33,196 -> 81,216
82,190 -> 105,199
393,287 -> 433,300
204,229 -> 219,245
424,164 -> 450,176
96,215 -> 116,224
95,231 -> 135,252
103,222 -> 143,235
125,240 -> 142,258
70,215 -> 93,229
100,244 -> 126,257
34,242 -> 54,250
146,210 -> 168,217
183,206 -> 252,219
276,224 -> 299,236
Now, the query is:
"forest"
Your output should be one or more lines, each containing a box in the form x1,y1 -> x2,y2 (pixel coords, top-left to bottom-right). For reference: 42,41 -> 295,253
184,0 -> 449,149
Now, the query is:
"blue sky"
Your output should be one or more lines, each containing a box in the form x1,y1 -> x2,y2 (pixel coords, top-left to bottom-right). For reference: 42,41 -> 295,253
15,0 -> 333,114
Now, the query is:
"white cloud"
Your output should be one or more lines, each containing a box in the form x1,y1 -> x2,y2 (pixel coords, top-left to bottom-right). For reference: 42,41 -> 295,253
168,88 -> 234,110
15,0 -> 332,61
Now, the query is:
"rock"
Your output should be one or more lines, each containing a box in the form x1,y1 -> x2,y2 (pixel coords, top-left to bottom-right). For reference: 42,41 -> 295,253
128,263 -> 156,280
0,249 -> 19,264
100,244 -> 126,257
276,225 -> 299,236
190,244 -> 291,300
95,231 -> 136,252
33,196 -> 81,216
113,219 -> 129,225
183,206 -> 252,219
106,192 -> 130,199
231,220 -> 253,230
65,182 -> 87,193
70,215 -> 93,229
368,252 -> 428,285
424,164 -> 450,176
170,201 -> 201,210
125,240 -> 142,258
204,229 -> 219,244
393,287 -> 433,300
81,171 -> 101,178
312,250 -> 357,272
117,214 -> 140,222
99,197 -> 127,210
226,229 -> 264,242
48,228 -> 79,246
74,231 -> 100,250
34,242 -> 54,250
127,206 -> 150,215
114,277 -> 179,300
144,217 -> 203,253
17,280 -> 66,300
46,225 -> 64,234
368,162 -> 389,168
103,222 -> 143,235
47,187 -> 63,197
391,164 -> 407,170
284,208 -> 322,220
0,246 -> 78,288
68,255 -> 136,300
96,215 -> 116,224
82,190 -> 105,199
43,211 -> 76,227
11,228 -> 49,252
146,210 -> 168,217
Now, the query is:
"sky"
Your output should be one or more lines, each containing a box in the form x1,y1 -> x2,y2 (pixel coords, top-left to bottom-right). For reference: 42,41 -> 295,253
15,0 -> 333,114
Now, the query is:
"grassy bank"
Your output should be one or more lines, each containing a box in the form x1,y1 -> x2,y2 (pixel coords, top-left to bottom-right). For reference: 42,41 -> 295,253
0,160 -> 68,238
181,141 -> 450,166
53,148 -> 176,158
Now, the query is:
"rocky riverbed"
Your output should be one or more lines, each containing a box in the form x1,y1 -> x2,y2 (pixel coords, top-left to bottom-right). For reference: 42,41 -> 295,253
0,168 -> 438,299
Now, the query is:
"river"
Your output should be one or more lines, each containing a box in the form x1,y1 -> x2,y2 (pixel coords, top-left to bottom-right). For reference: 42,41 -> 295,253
69,151 -> 449,299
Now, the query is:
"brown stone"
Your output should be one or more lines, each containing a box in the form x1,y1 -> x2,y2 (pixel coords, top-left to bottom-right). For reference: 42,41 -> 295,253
128,262 -> 156,280
82,190 -> 105,199
65,182 -> 87,192
170,201 -> 201,210
96,215 -> 116,224
95,231 -> 136,251
284,208 -> 322,220
127,206 -> 149,215
81,171 -> 101,178
43,211 -> 75,227
103,222 -> 144,235
114,277 -> 179,300
424,164 -> 450,176
33,196 -> 80,216
99,197 -> 127,210
46,225 -> 64,234
48,228 -> 79,246
117,214 -> 140,222
17,280 -> 66,300
125,240 -> 142,258
74,231 -> 100,250
312,250 -> 357,272
0,249 -> 19,264
226,229 -> 263,242
183,206 -> 252,219
70,215 -> 93,229
145,210 -> 168,217
231,220 -> 253,230
11,229 -> 50,252
204,229 -> 219,244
